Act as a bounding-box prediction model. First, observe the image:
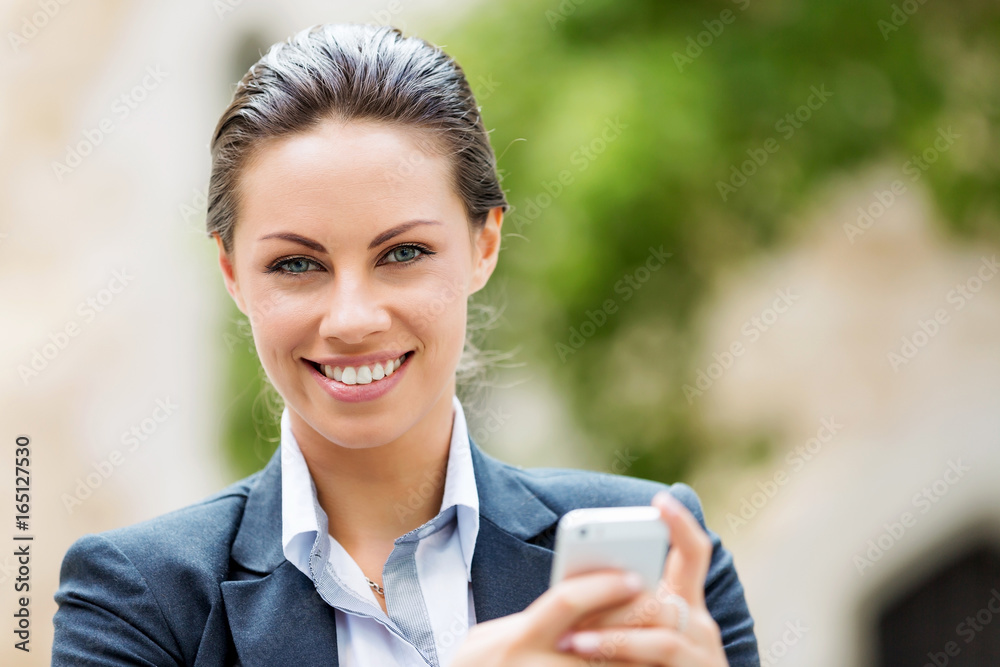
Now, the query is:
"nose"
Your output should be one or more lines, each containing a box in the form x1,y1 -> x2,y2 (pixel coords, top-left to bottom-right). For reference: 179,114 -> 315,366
316,271 -> 391,345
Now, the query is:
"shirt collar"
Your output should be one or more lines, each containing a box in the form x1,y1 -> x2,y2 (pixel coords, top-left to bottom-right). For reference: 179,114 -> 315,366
280,394 -> 480,581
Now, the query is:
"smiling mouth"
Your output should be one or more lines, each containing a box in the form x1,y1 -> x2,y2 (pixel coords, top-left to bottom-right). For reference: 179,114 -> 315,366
307,351 -> 412,385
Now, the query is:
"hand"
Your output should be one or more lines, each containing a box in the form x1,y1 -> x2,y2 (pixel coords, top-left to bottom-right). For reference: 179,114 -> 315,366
552,491 -> 729,667
451,568 -> 653,667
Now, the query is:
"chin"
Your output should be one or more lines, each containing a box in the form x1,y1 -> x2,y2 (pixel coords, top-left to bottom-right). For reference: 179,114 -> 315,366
312,412 -> 417,449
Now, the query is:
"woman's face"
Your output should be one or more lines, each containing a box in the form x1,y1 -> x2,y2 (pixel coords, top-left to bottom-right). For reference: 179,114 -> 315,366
215,119 -> 502,450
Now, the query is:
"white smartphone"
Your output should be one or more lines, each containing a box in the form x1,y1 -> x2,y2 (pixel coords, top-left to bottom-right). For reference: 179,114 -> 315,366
549,506 -> 670,592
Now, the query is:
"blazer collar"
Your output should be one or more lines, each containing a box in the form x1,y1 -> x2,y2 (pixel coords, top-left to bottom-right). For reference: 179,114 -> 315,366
229,445 -> 285,574
467,441 -> 559,621
230,436 -> 559,574
223,435 -> 561,663
469,437 -> 559,539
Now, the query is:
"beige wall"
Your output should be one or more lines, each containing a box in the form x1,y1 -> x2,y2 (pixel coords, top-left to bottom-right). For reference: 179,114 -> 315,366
685,168 -> 1000,666
0,1 -> 470,663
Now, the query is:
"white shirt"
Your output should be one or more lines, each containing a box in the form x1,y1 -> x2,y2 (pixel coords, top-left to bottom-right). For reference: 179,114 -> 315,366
280,395 -> 480,666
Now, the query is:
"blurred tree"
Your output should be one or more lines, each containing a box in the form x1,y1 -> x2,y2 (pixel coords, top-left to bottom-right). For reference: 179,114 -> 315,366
434,0 -> 1000,482
219,0 -> 1000,482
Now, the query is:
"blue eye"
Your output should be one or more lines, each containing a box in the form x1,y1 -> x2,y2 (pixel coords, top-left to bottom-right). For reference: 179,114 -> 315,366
383,245 -> 428,264
267,256 -> 321,275
265,245 -> 432,275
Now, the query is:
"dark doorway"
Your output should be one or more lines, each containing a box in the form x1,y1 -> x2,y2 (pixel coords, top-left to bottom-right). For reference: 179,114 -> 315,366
876,542 -> 1000,665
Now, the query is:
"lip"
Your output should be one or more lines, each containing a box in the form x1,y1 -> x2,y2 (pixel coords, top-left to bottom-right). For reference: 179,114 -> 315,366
304,352 -> 412,403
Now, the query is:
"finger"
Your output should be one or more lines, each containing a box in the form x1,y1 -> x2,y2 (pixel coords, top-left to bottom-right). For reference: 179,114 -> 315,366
525,569 -> 646,645
560,655 -> 653,667
571,595 -> 654,631
652,490 -> 712,606
561,627 -> 698,667
571,591 -> 686,632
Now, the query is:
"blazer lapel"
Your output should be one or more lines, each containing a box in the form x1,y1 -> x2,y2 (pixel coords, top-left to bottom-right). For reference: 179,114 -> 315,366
220,449 -> 341,666
220,561 -> 339,666
218,436 -> 564,664
469,440 -> 560,622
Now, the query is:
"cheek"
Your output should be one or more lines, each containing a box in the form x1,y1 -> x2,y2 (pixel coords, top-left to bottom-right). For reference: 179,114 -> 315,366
245,288 -> 316,369
406,275 -> 469,358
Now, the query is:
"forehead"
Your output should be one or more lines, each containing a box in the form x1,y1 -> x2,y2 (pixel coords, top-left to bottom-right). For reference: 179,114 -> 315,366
234,119 -> 463,243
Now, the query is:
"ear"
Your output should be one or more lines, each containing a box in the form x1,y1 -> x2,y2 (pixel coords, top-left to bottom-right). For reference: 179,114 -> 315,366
469,207 -> 504,295
214,232 -> 248,315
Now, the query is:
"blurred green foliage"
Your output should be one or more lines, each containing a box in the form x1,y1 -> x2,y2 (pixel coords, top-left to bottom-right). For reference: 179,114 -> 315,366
435,0 -> 1000,482
219,0 -> 1000,482
219,308 -> 283,477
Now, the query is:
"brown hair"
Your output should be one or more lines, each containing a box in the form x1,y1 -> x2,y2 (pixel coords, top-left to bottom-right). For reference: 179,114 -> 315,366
206,23 -> 508,253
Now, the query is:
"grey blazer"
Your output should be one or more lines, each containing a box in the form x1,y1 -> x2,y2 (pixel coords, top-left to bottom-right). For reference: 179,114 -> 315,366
52,438 -> 760,665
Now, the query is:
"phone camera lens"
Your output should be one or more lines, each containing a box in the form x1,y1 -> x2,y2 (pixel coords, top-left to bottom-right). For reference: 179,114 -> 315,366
579,527 -> 588,538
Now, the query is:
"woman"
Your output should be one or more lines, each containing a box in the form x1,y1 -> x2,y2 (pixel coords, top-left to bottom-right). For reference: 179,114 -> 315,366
53,23 -> 759,666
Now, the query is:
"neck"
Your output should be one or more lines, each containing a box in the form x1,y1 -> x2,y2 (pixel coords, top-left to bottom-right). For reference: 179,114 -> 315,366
291,387 -> 456,551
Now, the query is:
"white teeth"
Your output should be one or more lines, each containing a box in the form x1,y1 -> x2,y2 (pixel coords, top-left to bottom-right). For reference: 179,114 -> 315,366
319,354 -> 407,386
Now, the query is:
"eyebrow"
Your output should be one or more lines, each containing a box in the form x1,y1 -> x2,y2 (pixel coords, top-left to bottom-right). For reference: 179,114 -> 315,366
257,232 -> 326,252
367,220 -> 441,250
257,220 -> 441,253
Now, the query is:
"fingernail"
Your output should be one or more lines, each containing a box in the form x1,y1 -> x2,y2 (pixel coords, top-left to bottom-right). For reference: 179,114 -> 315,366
556,633 -> 573,651
624,571 -> 644,591
655,491 -> 680,516
571,631 -> 602,653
